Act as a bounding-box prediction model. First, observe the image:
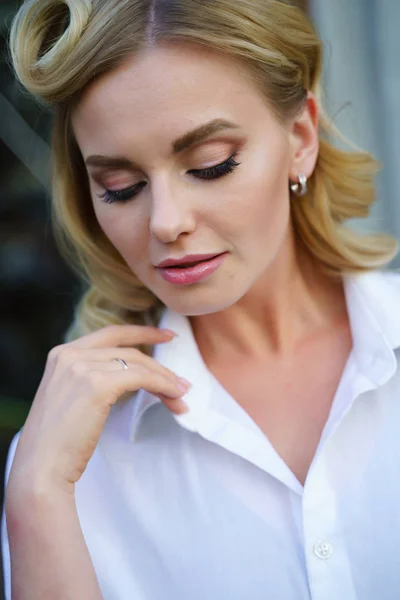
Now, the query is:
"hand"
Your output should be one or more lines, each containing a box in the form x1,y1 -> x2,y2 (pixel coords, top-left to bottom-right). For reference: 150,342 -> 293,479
7,325 -> 190,497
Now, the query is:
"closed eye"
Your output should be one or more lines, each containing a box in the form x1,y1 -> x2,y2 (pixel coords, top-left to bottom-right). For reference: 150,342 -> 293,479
98,152 -> 241,204
188,152 -> 241,180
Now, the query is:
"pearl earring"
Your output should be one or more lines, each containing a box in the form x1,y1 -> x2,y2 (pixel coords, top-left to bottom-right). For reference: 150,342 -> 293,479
290,173 -> 308,197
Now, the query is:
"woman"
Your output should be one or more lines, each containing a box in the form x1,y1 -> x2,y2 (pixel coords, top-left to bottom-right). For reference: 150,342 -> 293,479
3,0 -> 400,598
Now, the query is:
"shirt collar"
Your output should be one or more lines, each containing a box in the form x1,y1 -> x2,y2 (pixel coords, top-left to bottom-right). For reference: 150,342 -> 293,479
129,309 -> 214,442
343,270 -> 400,383
129,270 -> 400,443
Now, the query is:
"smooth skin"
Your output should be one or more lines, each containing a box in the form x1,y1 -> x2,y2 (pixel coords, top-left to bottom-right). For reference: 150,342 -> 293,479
6,42 -> 352,599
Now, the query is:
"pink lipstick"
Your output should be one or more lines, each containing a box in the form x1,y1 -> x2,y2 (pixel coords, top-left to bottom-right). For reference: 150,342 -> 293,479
156,252 -> 228,285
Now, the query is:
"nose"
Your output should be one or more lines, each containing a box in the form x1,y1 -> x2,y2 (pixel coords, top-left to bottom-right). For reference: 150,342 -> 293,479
149,177 -> 196,244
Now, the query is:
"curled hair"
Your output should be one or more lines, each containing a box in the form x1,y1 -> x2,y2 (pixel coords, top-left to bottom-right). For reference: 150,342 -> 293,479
9,0 -> 398,345
10,0 -> 92,102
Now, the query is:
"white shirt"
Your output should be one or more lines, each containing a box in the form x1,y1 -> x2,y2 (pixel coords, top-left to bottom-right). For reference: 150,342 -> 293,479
3,270 -> 400,600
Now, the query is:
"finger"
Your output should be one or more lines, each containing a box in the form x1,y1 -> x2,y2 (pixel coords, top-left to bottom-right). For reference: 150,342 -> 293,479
68,347 -> 190,387
158,394 -> 189,415
46,345 -> 193,407
103,366 -> 191,406
82,364 -> 189,414
86,361 -> 189,415
89,356 -> 191,415
69,324 -> 177,350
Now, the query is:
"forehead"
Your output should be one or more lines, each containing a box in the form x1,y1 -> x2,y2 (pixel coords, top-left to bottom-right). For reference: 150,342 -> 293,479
72,42 -> 270,155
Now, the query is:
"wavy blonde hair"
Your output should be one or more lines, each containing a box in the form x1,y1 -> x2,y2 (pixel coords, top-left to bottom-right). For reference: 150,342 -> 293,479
9,0 -> 398,346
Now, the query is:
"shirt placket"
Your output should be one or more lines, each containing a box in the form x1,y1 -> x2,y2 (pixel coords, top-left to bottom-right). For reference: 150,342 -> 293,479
302,453 -> 358,600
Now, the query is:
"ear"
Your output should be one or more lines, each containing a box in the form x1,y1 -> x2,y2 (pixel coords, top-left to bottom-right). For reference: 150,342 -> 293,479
288,91 -> 319,182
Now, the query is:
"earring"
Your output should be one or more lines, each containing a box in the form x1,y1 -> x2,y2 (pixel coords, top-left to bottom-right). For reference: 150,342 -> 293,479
290,173 -> 308,197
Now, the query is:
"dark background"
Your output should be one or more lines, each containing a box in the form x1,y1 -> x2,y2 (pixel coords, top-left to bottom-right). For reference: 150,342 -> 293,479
0,1 -> 81,595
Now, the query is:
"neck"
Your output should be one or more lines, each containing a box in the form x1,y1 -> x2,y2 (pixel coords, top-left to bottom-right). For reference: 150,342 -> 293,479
190,229 -> 348,362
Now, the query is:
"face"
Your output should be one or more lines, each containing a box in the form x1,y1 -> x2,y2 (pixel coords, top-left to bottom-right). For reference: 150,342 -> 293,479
72,43 -> 318,316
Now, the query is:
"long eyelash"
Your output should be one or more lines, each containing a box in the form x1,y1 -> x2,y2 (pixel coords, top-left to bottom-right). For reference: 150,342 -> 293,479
99,153 -> 241,204
189,153 -> 241,181
99,182 -> 146,205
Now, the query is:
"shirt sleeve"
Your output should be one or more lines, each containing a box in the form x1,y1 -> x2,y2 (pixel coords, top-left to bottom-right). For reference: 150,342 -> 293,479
1,431 -> 22,600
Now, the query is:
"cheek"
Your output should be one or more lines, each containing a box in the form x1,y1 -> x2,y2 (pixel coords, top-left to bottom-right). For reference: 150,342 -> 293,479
251,171 -> 291,235
92,202 -> 149,261
210,147 -> 291,245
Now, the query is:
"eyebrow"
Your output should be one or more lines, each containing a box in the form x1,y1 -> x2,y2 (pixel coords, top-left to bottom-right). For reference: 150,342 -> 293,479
85,118 -> 241,169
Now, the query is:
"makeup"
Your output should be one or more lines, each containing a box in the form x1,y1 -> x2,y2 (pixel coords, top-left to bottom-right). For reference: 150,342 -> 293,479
156,252 -> 228,285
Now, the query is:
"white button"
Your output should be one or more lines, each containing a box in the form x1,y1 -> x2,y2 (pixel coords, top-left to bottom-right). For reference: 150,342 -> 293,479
314,541 -> 333,560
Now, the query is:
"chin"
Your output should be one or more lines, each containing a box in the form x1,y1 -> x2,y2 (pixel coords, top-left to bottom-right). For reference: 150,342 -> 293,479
134,263 -> 255,316
156,284 -> 247,317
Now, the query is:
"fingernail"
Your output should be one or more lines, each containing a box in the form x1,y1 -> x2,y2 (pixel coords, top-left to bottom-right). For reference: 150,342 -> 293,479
178,400 -> 189,414
178,377 -> 192,389
160,329 -> 178,337
177,381 -> 190,394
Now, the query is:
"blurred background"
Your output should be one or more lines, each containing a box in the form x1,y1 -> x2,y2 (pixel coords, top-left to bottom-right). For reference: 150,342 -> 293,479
0,1 -> 81,594
0,0 -> 399,596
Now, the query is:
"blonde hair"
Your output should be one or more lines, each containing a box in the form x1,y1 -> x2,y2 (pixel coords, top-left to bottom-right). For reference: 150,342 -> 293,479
9,0 -> 398,344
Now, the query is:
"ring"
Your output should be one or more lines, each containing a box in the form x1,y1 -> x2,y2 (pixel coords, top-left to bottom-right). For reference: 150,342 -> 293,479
113,358 -> 128,370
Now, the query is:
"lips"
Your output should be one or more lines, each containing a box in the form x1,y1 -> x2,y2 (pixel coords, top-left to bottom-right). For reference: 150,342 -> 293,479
169,259 -> 207,268
156,253 -> 224,269
155,252 -> 228,285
